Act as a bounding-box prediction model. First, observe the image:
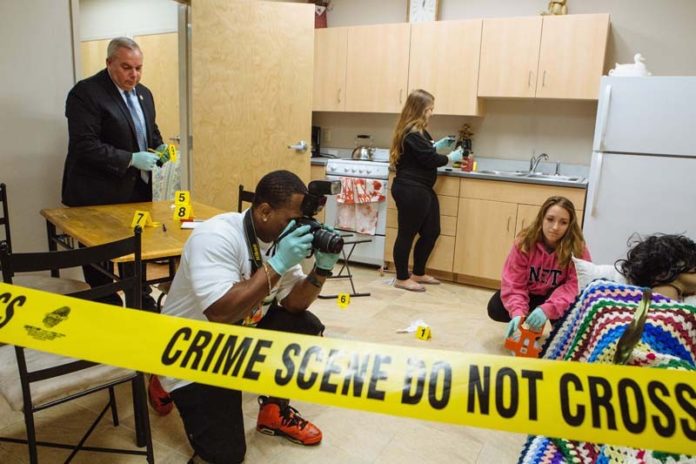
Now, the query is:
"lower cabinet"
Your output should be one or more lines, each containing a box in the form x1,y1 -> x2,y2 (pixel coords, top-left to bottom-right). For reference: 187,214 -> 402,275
453,178 -> 585,287
383,175 -> 586,287
453,199 -> 517,280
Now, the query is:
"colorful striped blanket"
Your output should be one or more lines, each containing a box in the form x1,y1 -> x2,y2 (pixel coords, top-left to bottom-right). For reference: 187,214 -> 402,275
518,279 -> 696,464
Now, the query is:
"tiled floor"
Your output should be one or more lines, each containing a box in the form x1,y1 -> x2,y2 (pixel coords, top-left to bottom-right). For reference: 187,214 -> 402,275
0,265 -> 527,463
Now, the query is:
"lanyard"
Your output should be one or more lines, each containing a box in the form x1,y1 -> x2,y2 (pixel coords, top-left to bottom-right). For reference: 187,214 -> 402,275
243,209 -> 263,273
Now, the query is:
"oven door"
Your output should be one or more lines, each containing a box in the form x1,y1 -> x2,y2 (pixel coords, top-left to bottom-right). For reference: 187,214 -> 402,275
322,174 -> 387,267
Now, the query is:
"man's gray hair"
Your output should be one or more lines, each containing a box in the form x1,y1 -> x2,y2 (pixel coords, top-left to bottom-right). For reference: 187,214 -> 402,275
106,37 -> 142,61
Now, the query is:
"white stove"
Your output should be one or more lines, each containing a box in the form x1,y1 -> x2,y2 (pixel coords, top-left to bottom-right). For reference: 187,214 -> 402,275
323,159 -> 390,267
325,159 -> 389,179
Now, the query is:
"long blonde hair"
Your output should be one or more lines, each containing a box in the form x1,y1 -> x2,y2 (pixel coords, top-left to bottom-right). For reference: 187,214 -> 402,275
389,89 -> 434,167
517,196 -> 585,268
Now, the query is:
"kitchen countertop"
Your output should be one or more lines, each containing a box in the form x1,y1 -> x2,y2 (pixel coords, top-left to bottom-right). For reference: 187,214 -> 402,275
312,157 -> 587,189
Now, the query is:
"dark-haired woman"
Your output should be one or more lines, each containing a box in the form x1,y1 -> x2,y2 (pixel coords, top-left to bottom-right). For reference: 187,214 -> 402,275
617,233 -> 696,301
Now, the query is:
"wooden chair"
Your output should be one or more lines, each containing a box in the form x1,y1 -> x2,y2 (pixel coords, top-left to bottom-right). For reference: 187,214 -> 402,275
0,228 -> 154,463
0,183 -> 89,295
238,184 -> 255,212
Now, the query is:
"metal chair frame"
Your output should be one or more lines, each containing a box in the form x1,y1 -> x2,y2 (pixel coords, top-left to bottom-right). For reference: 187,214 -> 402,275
0,228 -> 154,463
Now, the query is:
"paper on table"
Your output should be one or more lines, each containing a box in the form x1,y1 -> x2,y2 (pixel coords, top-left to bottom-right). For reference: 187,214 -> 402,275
180,221 -> 203,229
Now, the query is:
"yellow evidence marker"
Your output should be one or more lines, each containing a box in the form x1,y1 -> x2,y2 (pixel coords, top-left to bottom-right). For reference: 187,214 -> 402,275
336,292 -> 350,310
173,204 -> 193,221
131,210 -> 154,228
174,190 -> 191,206
416,325 -> 432,341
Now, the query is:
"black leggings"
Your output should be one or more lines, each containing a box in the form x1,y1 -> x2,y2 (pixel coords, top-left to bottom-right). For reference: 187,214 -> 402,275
487,290 -> 551,322
391,181 -> 440,280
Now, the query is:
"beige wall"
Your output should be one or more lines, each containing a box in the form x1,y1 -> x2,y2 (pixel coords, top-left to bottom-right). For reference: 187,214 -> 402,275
0,0 -> 76,253
318,0 -> 696,165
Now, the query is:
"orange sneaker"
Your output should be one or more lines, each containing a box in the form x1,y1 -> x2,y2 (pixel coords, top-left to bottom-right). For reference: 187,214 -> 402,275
147,375 -> 173,416
256,396 -> 322,446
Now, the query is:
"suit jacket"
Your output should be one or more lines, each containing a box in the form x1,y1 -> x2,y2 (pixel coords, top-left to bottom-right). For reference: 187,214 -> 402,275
62,69 -> 163,206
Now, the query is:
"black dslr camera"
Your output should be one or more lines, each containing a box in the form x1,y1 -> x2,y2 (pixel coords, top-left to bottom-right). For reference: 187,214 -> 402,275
282,180 -> 344,254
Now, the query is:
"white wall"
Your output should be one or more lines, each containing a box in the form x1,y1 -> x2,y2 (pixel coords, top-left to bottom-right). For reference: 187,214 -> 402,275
317,0 -> 696,165
79,0 -> 178,40
0,0 -> 76,253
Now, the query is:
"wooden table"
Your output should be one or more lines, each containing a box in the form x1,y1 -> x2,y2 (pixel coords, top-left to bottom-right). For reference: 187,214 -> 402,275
41,200 -> 225,275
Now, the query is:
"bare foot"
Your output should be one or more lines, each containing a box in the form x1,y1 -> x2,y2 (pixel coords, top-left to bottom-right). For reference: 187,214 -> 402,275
394,278 -> 426,292
411,274 -> 441,285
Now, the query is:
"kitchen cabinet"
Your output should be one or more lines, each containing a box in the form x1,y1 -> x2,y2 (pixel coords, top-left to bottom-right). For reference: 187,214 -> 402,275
313,27 -> 348,111
478,14 -> 609,100
345,23 -> 411,113
453,178 -> 585,287
408,19 -> 484,116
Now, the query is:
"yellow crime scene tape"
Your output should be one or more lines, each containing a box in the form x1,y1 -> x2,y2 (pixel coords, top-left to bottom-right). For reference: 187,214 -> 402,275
0,282 -> 694,456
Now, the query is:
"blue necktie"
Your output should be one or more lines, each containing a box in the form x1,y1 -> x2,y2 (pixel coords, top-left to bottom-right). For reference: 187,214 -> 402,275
125,90 -> 149,183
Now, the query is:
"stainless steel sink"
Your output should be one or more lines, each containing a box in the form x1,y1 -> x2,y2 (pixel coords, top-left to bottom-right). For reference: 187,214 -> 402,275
475,170 -> 584,183
525,172 -> 584,182
477,169 -> 526,177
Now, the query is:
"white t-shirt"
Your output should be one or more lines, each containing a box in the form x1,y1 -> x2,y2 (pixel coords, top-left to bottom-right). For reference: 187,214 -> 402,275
160,210 -> 305,392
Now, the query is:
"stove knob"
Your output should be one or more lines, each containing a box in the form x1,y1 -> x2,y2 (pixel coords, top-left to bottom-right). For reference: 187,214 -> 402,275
351,168 -> 356,173
343,168 -> 348,173
329,166 -> 335,172
366,169 -> 372,175
358,169 -> 364,174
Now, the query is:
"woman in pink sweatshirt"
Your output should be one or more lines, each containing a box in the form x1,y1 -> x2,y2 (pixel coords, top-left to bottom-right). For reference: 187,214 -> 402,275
487,196 -> 591,338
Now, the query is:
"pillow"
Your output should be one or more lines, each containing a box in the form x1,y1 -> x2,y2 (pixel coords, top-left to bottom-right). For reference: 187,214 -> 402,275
572,257 -> 627,294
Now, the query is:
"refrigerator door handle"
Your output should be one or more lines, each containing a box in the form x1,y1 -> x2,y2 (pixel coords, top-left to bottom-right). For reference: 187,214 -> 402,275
588,152 -> 604,217
596,84 -> 612,151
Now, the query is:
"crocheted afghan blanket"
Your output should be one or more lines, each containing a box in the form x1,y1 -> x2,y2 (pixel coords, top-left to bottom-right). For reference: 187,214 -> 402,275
517,279 -> 696,464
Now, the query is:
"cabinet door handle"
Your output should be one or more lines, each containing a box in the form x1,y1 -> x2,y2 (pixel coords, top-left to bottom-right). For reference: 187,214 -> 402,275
542,70 -> 547,87
528,71 -> 532,88
337,88 -> 342,103
399,88 -> 403,104
507,217 -> 511,232
521,219 -> 525,230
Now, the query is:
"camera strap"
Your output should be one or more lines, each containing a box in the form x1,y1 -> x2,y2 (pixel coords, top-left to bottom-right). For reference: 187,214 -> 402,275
243,209 -> 263,273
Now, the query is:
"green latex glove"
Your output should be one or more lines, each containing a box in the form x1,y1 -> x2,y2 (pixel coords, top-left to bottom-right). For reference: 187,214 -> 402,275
433,136 -> 454,150
526,307 -> 548,331
504,315 -> 522,339
447,147 -> 464,163
131,151 -> 159,171
315,225 -> 341,271
267,220 -> 313,275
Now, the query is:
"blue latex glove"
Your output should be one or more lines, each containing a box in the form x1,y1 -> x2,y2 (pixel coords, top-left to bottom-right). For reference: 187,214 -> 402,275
504,315 -> 522,339
267,220 -> 313,275
447,147 -> 464,163
526,307 -> 548,330
131,151 -> 159,171
315,226 -> 341,271
433,136 -> 454,150
155,144 -> 170,166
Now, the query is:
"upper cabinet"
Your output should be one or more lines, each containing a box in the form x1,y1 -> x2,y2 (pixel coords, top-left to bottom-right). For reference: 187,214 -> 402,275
344,23 -> 411,113
478,14 -> 609,100
409,19 -> 484,116
313,27 -> 348,111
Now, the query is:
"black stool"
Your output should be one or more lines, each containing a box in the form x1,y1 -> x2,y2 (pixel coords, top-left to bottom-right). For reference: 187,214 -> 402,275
318,233 -> 371,299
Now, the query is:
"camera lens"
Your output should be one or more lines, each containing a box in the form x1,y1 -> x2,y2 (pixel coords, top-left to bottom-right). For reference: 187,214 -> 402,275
312,228 -> 344,254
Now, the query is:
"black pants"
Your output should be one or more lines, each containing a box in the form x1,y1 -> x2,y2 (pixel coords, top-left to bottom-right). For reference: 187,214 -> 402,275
487,290 -> 550,322
80,251 -> 155,309
391,181 -> 440,281
171,305 -> 324,464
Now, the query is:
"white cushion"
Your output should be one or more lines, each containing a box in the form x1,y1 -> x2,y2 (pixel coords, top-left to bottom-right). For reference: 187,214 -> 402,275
573,257 -> 627,295
0,345 -> 135,411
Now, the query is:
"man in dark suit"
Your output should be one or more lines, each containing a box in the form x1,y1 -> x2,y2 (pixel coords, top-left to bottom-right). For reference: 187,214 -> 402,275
62,37 -> 167,310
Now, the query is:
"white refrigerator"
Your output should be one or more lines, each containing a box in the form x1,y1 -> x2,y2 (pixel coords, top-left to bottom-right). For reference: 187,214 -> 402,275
583,76 -> 696,264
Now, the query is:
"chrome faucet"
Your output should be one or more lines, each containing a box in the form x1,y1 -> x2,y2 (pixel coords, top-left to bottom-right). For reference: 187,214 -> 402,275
529,153 -> 549,173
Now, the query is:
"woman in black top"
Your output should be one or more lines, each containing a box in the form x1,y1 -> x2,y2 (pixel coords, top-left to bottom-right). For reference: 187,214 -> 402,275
389,89 -> 463,292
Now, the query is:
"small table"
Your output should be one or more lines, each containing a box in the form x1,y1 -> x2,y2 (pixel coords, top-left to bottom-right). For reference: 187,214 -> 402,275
318,233 -> 371,299
41,200 -> 225,281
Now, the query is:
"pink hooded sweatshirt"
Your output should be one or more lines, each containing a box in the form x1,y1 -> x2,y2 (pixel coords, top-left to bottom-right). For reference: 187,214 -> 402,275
501,241 -> 591,320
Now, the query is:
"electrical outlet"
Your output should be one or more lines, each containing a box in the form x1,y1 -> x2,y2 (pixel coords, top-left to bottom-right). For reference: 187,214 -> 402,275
323,129 -> 332,143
